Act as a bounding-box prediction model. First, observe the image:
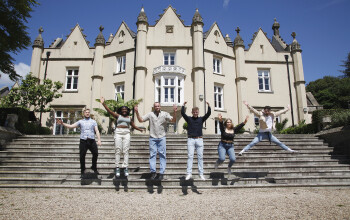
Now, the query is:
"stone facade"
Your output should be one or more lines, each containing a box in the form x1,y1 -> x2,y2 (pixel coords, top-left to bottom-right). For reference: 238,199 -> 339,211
30,6 -> 309,135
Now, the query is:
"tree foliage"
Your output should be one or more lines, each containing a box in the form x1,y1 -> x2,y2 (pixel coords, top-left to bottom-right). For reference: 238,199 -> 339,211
0,0 -> 39,81
0,74 -> 63,113
94,94 -> 142,122
306,76 -> 350,109
340,52 -> 350,78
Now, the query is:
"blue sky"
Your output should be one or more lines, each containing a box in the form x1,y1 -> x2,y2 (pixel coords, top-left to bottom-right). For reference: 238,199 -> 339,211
1,0 -> 349,88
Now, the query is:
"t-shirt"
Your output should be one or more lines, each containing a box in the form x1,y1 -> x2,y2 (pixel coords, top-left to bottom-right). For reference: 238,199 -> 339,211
142,111 -> 173,138
259,115 -> 273,132
74,118 -> 97,140
181,106 -> 211,137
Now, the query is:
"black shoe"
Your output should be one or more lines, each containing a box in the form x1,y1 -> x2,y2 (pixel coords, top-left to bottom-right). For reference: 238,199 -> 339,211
157,174 -> 164,180
92,169 -> 99,175
150,172 -> 157,180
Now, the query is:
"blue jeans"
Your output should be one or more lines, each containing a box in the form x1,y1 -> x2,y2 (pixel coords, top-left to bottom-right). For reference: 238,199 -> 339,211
243,132 -> 290,152
149,137 -> 166,174
217,142 -> 236,167
187,138 -> 204,175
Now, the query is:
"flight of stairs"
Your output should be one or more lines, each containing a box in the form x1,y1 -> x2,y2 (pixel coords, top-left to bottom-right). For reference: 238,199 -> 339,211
0,134 -> 350,190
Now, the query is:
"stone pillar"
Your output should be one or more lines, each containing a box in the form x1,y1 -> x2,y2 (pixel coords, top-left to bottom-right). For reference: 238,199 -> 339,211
291,32 -> 308,123
234,27 -> 248,123
191,9 -> 205,113
135,7 -> 148,119
91,26 -> 105,109
30,27 -> 44,78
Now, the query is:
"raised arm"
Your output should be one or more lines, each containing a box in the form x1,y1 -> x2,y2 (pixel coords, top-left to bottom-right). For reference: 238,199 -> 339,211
170,104 -> 177,123
130,120 -> 145,132
234,115 -> 249,132
100,97 -> 119,119
243,101 -> 261,116
218,114 -> 225,134
181,101 -> 189,122
134,105 -> 145,123
94,125 -> 101,146
56,119 -> 79,129
202,101 -> 211,122
274,105 -> 290,117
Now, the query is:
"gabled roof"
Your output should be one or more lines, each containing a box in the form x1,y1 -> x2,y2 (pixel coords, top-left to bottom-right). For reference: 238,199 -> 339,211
203,22 -> 232,47
108,21 -> 136,45
247,28 -> 277,51
154,5 -> 185,26
60,24 -> 90,48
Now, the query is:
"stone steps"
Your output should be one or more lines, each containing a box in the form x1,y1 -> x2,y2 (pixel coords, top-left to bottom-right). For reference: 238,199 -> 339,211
0,134 -> 350,189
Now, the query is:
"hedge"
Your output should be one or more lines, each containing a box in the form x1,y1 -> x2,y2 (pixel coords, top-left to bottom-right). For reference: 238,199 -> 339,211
312,109 -> 350,132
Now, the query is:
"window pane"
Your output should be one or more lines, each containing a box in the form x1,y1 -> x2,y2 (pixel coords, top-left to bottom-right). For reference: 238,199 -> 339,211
170,79 -> 174,85
164,55 -> 168,65
178,88 -> 181,103
218,95 -> 222,108
67,77 -> 72,89
214,94 -> 217,107
121,92 -> 124,100
165,78 -> 168,85
218,87 -> 221,93
74,70 -> 79,76
213,59 -> 216,72
56,111 -> 62,117
217,60 -> 220,73
68,70 -> 72,76
258,71 -> 262,77
170,88 -> 174,102
178,79 -> 181,86
121,85 -> 124,92
165,88 -> 168,102
73,78 -> 78,89
264,78 -> 269,90
157,88 -> 161,102
259,78 -> 263,90
170,54 -> 175,65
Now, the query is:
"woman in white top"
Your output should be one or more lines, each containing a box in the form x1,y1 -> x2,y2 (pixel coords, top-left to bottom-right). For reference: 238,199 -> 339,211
100,97 -> 144,177
239,101 -> 297,156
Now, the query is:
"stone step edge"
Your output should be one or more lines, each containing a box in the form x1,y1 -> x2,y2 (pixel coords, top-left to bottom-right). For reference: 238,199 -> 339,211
0,183 -> 349,190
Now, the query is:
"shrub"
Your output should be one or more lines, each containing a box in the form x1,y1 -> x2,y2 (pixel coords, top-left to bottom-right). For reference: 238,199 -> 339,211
281,120 -> 316,134
183,122 -> 188,130
312,109 -> 350,131
22,122 -> 52,135
275,118 -> 288,134
236,126 -> 245,134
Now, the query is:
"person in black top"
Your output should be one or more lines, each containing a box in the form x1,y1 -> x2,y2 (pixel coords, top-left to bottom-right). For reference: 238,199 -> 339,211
181,101 -> 211,180
215,113 -> 249,175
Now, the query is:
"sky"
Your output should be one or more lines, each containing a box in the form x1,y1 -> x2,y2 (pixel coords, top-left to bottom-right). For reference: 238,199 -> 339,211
1,0 -> 349,88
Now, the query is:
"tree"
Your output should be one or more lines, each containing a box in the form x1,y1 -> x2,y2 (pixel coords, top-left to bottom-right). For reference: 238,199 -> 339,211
0,74 -> 63,118
94,95 -> 142,133
306,76 -> 350,109
0,0 -> 39,81
340,52 -> 350,78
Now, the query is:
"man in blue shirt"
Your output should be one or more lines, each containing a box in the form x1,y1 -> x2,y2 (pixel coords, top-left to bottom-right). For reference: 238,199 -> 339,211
56,109 -> 101,178
181,101 -> 211,180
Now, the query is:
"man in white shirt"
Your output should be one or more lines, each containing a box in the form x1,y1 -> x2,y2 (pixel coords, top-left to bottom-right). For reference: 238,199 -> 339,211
239,101 -> 297,156
134,102 -> 177,180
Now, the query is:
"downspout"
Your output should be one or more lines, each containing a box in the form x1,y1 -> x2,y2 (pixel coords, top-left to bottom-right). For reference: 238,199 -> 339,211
203,37 -> 207,127
132,37 -> 137,122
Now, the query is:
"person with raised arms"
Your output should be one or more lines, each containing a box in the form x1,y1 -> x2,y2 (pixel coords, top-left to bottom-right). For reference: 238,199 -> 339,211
181,101 -> 211,180
134,102 -> 177,180
215,113 -> 249,175
56,109 -> 101,178
100,97 -> 145,177
238,101 -> 297,156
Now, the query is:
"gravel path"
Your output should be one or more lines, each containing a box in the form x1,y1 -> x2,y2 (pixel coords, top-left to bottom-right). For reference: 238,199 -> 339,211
0,188 -> 349,219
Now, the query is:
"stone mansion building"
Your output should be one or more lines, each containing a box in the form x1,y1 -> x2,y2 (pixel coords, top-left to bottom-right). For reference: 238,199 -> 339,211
29,6 -> 309,135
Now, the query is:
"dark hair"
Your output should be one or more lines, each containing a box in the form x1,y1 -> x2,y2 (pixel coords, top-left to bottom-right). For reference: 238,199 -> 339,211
117,106 -> 131,115
264,106 -> 271,110
224,118 -> 234,129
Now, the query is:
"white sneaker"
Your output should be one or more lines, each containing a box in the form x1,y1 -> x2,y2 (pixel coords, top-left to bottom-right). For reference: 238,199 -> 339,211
238,150 -> 245,156
227,167 -> 232,175
288,149 -> 299,154
199,174 -> 206,180
185,174 -> 192,180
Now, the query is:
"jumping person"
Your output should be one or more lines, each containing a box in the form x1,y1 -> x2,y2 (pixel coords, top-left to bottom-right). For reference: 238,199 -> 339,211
181,101 -> 211,180
134,102 -> 177,180
100,97 -> 144,177
56,109 -> 101,178
215,113 -> 249,175
238,101 -> 297,156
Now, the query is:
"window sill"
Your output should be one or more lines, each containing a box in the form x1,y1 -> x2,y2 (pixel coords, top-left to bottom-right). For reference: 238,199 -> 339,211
113,71 -> 126,75
63,90 -> 78,93
214,108 -> 226,112
213,72 -> 224,76
258,90 -> 274,94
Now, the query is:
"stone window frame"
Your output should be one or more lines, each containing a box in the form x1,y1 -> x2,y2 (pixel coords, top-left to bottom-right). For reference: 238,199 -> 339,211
154,74 -> 184,106
115,83 -> 125,101
65,68 -> 79,91
214,84 -> 224,110
116,55 -> 126,73
257,69 -> 272,93
213,57 -> 222,74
